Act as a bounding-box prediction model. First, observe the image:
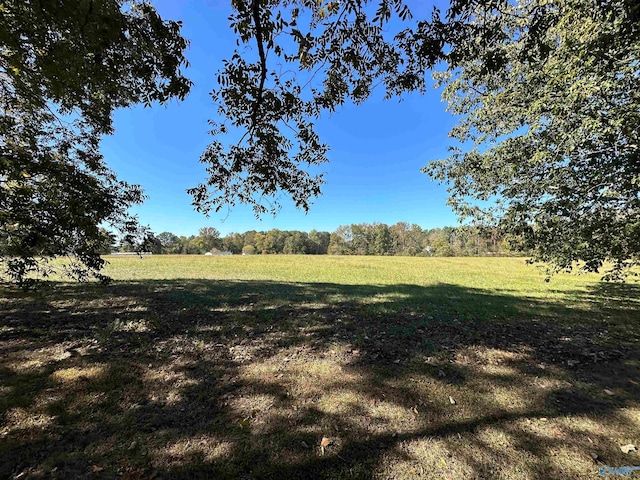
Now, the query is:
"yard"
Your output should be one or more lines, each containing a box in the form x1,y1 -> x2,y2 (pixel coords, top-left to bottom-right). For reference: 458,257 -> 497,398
1,256 -> 639,479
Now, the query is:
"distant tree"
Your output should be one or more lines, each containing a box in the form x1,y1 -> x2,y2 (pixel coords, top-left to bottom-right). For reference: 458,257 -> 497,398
242,245 -> 256,255
253,229 -> 287,254
143,235 -> 163,255
283,231 -> 309,254
389,222 -> 409,256
369,223 -> 392,255
199,227 -> 221,239
283,236 -> 296,255
350,224 -> 370,256
328,225 -> 354,255
197,227 -> 222,252
243,231 -> 258,251
176,236 -> 188,254
157,232 -> 181,254
180,236 -> 202,255
222,232 -> 245,254
404,224 -> 426,256
96,228 -> 116,255
269,229 -> 287,254
118,239 -> 136,253
427,229 -> 455,257
253,232 -> 268,254
309,230 -> 331,254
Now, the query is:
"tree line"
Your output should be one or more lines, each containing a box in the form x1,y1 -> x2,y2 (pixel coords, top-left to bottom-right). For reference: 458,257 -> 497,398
114,222 -> 520,257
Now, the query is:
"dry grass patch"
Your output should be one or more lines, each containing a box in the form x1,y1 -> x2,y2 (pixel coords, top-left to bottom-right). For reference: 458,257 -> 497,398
51,365 -> 106,383
158,435 -> 236,467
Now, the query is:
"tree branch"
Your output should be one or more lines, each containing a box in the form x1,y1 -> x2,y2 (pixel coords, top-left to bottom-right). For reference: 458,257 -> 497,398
251,0 -> 268,131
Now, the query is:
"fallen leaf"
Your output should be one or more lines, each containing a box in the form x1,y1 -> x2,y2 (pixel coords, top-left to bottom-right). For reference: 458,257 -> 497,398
604,389 -> 615,396
91,465 -> 104,473
412,406 -> 419,414
621,444 -> 637,454
321,437 -> 332,447
589,452 -> 599,461
449,396 -> 456,405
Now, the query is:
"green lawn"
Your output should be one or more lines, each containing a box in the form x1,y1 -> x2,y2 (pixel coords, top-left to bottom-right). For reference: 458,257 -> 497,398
1,256 -> 639,479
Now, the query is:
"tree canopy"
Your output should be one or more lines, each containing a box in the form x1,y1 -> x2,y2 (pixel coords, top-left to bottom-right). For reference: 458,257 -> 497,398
426,0 -> 640,278
1,0 -> 190,284
190,0 -> 639,277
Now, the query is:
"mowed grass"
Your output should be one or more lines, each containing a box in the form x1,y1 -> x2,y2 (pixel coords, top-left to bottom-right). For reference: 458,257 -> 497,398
1,255 -> 639,479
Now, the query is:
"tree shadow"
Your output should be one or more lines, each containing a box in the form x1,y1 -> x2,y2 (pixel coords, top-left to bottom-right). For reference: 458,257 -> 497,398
1,279 -> 639,478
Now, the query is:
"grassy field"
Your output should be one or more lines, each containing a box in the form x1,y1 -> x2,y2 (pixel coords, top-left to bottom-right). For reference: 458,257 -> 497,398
1,255 -> 639,479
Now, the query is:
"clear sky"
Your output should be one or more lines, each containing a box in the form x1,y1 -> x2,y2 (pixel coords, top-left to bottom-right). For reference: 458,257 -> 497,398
101,0 -> 460,237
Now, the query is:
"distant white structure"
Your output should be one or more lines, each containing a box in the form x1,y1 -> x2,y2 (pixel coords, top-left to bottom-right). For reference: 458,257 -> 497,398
111,252 -> 153,255
205,251 -> 232,256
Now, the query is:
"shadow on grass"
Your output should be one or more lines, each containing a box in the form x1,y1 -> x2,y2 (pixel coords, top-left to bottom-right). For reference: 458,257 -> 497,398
1,279 -> 639,479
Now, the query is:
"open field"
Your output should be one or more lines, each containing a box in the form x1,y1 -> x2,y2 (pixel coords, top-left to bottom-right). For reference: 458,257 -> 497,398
1,255 -> 640,479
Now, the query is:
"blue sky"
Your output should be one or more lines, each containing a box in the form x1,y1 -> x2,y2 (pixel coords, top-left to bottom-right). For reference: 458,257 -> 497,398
101,0 -> 460,237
